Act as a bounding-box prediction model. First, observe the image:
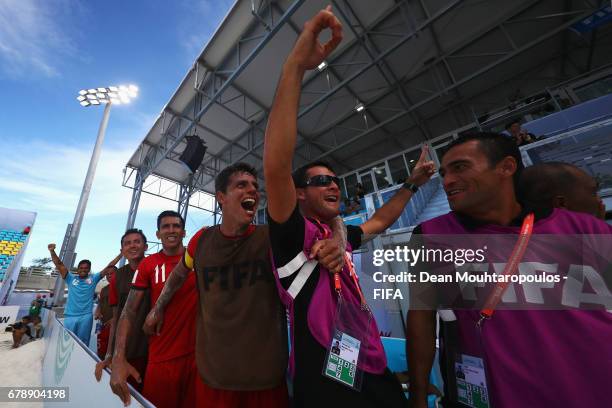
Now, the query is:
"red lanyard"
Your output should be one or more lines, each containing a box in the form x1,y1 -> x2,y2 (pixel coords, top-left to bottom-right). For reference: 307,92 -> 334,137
341,254 -> 367,307
477,213 -> 535,326
311,219 -> 367,307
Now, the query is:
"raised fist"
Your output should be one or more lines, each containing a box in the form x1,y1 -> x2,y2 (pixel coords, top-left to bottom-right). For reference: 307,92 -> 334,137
48,243 -> 56,252
286,6 -> 343,71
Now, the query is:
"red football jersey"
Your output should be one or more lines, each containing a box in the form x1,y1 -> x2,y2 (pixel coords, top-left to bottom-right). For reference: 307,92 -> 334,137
132,251 -> 197,363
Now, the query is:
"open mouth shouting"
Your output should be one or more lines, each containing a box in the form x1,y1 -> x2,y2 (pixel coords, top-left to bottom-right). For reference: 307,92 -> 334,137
241,198 -> 257,215
324,194 -> 339,204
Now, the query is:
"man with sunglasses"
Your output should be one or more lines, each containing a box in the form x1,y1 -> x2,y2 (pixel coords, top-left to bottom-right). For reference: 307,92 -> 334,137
263,7 -> 435,406
141,163 -> 347,408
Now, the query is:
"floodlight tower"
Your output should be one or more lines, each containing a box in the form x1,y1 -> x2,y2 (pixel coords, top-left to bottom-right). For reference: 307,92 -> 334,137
52,85 -> 138,306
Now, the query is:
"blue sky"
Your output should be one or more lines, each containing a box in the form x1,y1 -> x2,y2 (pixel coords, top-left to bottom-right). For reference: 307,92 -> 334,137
0,0 -> 234,270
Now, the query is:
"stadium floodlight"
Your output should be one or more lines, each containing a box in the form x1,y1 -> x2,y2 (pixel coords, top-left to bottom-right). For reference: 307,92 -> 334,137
317,61 -> 328,71
54,84 -> 139,307
78,84 -> 138,107
355,102 -> 365,112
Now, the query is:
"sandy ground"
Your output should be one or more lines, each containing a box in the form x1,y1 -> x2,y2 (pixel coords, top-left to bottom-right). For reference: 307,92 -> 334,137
0,332 -> 44,408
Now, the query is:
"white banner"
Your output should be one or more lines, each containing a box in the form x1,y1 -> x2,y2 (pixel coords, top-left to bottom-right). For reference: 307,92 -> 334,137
42,312 -> 152,407
0,305 -> 19,331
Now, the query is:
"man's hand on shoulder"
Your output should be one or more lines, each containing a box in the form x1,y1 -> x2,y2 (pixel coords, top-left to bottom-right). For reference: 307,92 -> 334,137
310,238 -> 345,274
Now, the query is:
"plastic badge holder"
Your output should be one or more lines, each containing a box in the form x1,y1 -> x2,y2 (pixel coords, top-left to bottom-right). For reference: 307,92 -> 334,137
323,294 -> 373,391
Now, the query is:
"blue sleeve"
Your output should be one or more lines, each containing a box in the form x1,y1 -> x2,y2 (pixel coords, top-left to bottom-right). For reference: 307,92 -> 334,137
92,272 -> 103,285
65,273 -> 74,284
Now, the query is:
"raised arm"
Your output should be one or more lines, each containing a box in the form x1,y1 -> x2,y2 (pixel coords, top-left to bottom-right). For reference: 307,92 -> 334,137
360,146 -> 435,235
143,261 -> 190,336
100,253 -> 122,278
110,289 -> 145,406
47,243 -> 68,279
264,6 -> 343,223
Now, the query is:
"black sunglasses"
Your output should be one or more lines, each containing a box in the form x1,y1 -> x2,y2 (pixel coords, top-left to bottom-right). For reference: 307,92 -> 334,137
304,175 -> 340,187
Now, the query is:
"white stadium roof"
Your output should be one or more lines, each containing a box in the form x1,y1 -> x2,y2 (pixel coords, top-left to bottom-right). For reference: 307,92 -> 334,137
125,0 -> 612,198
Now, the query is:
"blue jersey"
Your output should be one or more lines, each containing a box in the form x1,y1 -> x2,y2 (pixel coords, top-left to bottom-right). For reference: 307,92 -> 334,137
64,272 -> 103,316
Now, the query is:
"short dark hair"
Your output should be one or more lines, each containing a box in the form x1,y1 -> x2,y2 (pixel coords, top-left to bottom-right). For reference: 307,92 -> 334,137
215,162 -> 258,193
505,119 -> 521,130
156,210 -> 185,230
292,161 -> 336,188
444,132 -> 523,184
120,228 -> 147,246
518,162 -> 580,207
77,259 -> 91,269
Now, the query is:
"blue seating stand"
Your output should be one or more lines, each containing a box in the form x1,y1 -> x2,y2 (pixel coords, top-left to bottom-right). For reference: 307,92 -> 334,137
381,337 -> 442,408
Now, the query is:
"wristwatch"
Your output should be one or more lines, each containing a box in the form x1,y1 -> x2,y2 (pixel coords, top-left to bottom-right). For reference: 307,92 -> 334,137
402,182 -> 419,193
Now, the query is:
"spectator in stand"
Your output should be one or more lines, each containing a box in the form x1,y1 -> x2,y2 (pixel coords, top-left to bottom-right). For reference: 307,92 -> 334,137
32,315 -> 43,339
11,316 -> 34,348
519,162 -> 606,219
48,243 -> 120,345
352,196 -> 362,212
341,198 -> 361,216
505,120 -> 536,146
356,182 -> 365,199
29,295 -> 42,317
23,226 -> 31,235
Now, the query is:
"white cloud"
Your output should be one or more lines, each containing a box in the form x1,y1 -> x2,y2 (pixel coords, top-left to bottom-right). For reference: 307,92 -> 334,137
0,136 -> 217,267
0,0 -> 79,78
0,139 -> 186,217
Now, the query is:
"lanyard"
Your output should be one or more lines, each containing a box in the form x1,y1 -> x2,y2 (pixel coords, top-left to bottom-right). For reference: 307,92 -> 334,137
477,213 -> 535,327
311,219 -> 367,308
341,254 -> 368,307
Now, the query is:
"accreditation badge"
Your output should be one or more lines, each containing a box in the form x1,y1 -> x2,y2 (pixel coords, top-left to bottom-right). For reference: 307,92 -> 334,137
322,294 -> 371,391
455,354 -> 490,408
324,330 -> 360,388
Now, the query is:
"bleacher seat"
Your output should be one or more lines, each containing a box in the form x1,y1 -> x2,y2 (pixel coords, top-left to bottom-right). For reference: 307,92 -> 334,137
0,229 -> 27,281
381,337 -> 442,408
